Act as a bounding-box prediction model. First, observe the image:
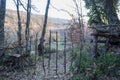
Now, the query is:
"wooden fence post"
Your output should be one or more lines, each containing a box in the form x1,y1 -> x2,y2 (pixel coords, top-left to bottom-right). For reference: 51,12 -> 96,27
48,30 -> 51,74
34,33 -> 38,66
56,31 -> 58,75
70,32 -> 74,67
64,31 -> 66,74
41,41 -> 46,75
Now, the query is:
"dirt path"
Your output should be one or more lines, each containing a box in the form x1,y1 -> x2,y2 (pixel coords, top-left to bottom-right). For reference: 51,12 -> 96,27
34,51 -> 71,80
1,51 -> 72,80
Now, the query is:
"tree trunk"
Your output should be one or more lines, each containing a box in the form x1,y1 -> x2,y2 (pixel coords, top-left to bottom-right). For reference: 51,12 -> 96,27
25,0 -> 31,55
0,0 -> 6,47
104,0 -> 119,24
16,0 -> 22,54
38,0 -> 50,56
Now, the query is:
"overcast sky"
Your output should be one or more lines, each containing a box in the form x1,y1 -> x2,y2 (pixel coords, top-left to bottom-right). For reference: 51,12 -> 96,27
6,0 -> 89,20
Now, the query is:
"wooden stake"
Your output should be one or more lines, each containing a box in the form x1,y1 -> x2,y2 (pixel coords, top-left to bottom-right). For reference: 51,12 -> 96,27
56,31 -> 58,75
64,32 -> 66,74
48,30 -> 51,74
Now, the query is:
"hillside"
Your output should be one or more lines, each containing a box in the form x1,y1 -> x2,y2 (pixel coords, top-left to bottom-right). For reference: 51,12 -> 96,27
4,9 -> 70,43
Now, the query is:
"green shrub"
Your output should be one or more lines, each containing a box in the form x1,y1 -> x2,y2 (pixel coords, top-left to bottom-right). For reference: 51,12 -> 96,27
70,47 -> 120,80
96,54 -> 120,79
27,55 -> 41,64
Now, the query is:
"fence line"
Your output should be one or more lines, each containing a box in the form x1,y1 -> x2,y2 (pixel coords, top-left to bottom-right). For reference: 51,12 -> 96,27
40,30 -> 73,78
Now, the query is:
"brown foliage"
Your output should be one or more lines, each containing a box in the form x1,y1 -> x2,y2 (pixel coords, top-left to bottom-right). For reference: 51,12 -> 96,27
67,22 -> 82,46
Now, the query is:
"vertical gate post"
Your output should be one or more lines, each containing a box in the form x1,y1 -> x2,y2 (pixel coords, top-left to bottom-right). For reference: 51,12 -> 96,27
64,31 -> 66,74
48,30 -> 51,74
34,34 -> 38,66
70,32 -> 74,67
56,31 -> 58,75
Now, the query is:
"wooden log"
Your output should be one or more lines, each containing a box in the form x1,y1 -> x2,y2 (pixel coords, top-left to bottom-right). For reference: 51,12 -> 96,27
91,27 -> 111,33
97,40 -> 120,45
5,53 -> 21,58
90,24 -> 120,33
97,40 -> 120,43
100,24 -> 120,27
90,24 -> 120,28
91,32 -> 120,38
0,46 -> 24,50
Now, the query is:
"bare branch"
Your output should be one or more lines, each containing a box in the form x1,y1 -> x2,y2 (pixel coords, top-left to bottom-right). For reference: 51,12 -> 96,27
31,5 -> 40,12
73,0 -> 81,25
13,0 -> 17,6
19,0 -> 27,11
50,3 -> 74,18
50,3 -> 60,11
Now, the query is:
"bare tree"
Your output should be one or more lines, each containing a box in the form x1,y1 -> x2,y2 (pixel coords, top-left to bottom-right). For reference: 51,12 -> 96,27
0,0 -> 6,47
25,0 -> 31,55
14,0 -> 22,54
38,0 -> 51,55
38,0 -> 51,75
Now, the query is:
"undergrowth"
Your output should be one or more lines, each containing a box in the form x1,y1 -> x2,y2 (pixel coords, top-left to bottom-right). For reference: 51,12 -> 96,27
70,45 -> 120,80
